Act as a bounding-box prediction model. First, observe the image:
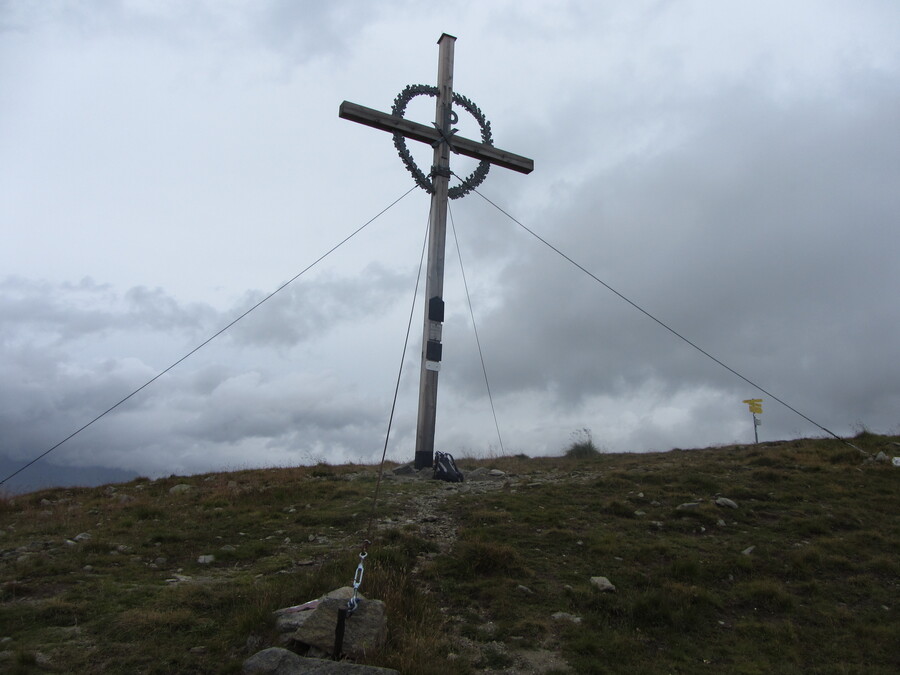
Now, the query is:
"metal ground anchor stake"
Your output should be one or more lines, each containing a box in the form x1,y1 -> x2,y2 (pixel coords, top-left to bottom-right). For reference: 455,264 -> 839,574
333,606 -> 348,660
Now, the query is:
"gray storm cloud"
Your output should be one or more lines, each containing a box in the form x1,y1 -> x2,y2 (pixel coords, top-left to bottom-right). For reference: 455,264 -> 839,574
2,1 -> 898,488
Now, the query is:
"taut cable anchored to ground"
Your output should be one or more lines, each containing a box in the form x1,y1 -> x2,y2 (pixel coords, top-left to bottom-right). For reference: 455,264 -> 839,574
448,203 -> 505,455
344,197 -> 431,636
365,204 -> 432,542
469,184 -> 866,455
0,186 -> 419,489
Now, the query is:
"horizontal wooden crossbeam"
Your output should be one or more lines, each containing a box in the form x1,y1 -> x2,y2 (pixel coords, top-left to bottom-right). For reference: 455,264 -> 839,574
339,101 -> 534,175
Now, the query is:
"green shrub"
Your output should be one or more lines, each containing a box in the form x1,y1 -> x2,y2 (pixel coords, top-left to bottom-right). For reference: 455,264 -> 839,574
565,428 -> 602,458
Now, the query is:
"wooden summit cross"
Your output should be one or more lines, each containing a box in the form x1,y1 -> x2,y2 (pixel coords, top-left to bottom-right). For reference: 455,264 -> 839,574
340,33 -> 533,469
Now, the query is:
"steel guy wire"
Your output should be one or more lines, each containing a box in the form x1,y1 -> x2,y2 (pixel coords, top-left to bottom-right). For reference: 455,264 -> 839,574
469,185 -> 865,455
448,202 -> 505,456
0,185 -> 419,488
365,199 -> 432,541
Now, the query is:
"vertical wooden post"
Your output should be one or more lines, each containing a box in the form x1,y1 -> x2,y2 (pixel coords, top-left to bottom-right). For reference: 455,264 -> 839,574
414,33 -> 455,470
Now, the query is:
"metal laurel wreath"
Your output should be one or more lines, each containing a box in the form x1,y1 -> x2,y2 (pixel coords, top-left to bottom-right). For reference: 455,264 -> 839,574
391,84 -> 493,199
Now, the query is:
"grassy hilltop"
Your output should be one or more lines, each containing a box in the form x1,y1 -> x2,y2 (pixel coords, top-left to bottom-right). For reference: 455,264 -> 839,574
1,434 -> 898,674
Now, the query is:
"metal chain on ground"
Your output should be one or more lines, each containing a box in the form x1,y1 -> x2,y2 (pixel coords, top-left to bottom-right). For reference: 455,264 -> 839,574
347,540 -> 370,615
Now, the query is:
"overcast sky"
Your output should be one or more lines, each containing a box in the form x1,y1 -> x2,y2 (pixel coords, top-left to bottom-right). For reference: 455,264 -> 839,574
2,1 -> 899,490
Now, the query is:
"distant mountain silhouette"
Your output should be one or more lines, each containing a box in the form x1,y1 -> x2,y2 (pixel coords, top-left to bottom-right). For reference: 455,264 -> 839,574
0,456 -> 138,495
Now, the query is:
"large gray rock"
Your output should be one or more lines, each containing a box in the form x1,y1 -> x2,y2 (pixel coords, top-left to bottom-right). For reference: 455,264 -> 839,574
243,647 -> 398,674
292,596 -> 386,660
275,589 -> 361,642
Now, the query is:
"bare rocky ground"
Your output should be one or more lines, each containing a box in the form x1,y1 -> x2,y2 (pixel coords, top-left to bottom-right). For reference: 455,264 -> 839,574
258,465 -> 581,673
6,437 -> 897,674
373,464 -> 606,674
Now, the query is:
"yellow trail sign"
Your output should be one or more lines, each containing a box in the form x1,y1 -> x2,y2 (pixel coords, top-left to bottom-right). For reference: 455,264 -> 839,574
743,398 -> 763,414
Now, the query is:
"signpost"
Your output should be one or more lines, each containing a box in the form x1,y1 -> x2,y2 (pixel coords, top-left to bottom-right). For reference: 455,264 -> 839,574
742,398 -> 763,443
340,34 -> 533,469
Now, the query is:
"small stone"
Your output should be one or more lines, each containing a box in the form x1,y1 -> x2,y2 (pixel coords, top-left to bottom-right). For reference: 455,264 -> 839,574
590,576 -> 616,593
392,464 -> 416,476
83,565 -> 93,572
168,484 -> 193,495
677,502 -> 700,510
197,555 -> 215,564
74,532 -> 91,542
717,519 -> 727,527
742,546 -> 756,555
516,585 -> 534,594
308,534 -> 316,542
634,510 -> 646,517
551,611 -> 582,623
189,646 -> 207,654
715,497 -> 739,509
874,451 -> 889,463
488,469 -> 506,477
220,545 -> 236,552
